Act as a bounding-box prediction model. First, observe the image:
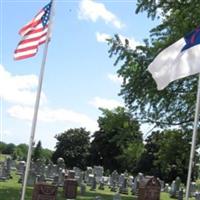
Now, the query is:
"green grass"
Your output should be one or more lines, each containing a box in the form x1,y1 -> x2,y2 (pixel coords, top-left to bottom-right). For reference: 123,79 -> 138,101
0,172 -> 195,200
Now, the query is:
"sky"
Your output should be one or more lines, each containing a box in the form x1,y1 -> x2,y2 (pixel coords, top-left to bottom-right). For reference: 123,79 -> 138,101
0,0 -> 159,150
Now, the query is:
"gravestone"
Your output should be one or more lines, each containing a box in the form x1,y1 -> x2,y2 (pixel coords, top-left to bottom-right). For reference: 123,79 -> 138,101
164,183 -> 169,193
170,177 -> 181,198
94,196 -> 102,200
32,183 -> 57,200
195,192 -> 200,200
64,172 -> 78,199
57,157 -> 65,171
119,173 -> 128,194
94,166 -> 104,183
110,170 -> 119,192
189,182 -> 196,197
17,161 -> 25,175
85,166 -> 93,184
178,188 -> 183,200
0,164 -> 7,181
138,176 -> 161,200
98,180 -> 105,190
27,171 -> 37,186
113,192 -> 121,200
5,157 -> 11,178
132,173 -> 144,195
90,174 -> 97,191
80,182 -> 86,195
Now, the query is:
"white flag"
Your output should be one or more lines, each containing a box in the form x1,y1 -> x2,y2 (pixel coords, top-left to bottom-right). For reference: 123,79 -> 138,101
148,29 -> 200,90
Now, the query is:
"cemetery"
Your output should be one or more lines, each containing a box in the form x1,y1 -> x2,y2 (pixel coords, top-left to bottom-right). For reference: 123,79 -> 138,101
2,0 -> 200,200
0,154 -> 199,200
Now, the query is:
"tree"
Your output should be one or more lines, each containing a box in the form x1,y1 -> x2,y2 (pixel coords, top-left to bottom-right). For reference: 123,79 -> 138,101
52,128 -> 90,169
12,143 -> 28,160
2,143 -> 15,155
108,1 -> 200,128
0,142 -> 6,153
90,107 -> 143,173
136,129 -> 199,183
32,141 -> 42,161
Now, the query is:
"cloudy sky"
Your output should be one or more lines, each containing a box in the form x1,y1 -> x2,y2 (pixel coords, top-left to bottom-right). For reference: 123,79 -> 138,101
0,0 -> 158,150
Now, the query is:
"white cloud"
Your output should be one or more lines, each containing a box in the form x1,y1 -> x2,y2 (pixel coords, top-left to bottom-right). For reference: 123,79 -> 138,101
107,73 -> 123,84
118,34 -> 143,50
7,105 -> 98,132
96,32 -> 143,50
89,96 -> 123,110
78,0 -> 123,29
96,32 -> 111,43
0,64 -> 46,106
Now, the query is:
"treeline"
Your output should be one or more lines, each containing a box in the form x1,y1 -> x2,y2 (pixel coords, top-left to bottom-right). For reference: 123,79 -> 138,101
51,107 -> 198,184
0,141 -> 53,162
1,107 -> 198,184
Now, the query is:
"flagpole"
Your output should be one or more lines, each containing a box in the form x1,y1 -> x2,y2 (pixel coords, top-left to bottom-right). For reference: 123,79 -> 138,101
185,74 -> 200,200
20,1 -> 55,200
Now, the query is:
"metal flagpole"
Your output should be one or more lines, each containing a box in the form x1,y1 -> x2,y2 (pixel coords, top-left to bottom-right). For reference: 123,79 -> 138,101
20,0 -> 55,200
185,74 -> 200,200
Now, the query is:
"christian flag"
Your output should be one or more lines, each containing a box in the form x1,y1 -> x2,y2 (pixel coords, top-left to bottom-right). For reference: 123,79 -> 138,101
14,2 -> 52,60
148,27 -> 200,90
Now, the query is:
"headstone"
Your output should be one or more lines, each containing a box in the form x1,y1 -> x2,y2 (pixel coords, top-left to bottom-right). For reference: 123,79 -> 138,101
80,182 -> 86,195
170,177 -> 181,198
5,157 -> 11,178
113,192 -> 121,200
85,166 -> 93,184
178,188 -> 183,200
90,174 -> 97,191
27,171 -> 37,186
119,173 -> 128,195
0,164 -> 7,181
164,183 -> 169,193
138,176 -> 161,200
17,161 -> 25,175
98,179 -> 105,190
189,182 -> 196,197
57,157 -> 65,171
110,170 -> 119,192
94,166 -> 104,183
195,192 -> 200,200
64,176 -> 78,199
132,173 -> 144,195
32,183 -> 57,200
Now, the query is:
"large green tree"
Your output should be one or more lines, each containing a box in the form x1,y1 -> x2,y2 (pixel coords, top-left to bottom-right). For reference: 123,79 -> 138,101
136,129 -> 199,183
52,128 -> 90,169
12,143 -> 28,160
108,0 -> 200,128
90,107 -> 143,173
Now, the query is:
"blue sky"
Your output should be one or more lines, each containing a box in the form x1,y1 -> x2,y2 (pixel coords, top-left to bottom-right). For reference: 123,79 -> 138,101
0,0 -> 158,150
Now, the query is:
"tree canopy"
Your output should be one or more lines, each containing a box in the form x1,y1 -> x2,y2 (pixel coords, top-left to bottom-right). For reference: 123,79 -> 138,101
108,0 -> 200,128
90,107 -> 143,173
52,128 -> 90,169
136,129 -> 199,183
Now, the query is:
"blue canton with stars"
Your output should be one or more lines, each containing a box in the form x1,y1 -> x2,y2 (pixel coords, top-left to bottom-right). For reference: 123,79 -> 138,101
181,27 -> 200,52
41,2 -> 52,28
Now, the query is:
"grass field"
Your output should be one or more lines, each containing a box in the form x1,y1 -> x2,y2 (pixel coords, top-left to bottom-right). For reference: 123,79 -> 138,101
0,171 -> 193,200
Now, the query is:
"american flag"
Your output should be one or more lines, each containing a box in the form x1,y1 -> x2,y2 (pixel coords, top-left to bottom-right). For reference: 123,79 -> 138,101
14,2 -> 52,60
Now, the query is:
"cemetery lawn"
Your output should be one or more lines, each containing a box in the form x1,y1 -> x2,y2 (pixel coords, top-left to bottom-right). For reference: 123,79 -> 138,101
0,172 -> 195,200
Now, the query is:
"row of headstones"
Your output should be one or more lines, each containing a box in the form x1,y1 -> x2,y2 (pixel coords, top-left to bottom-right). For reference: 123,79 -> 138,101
163,177 -> 200,200
76,168 -> 148,196
0,157 -> 14,181
17,158 -> 66,186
